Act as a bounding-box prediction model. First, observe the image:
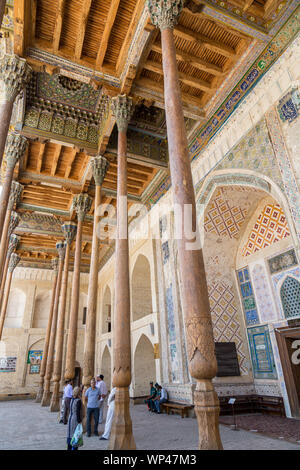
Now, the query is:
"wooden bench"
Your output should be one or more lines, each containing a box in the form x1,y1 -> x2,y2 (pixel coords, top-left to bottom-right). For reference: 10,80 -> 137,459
219,395 -> 285,417
256,395 -> 285,417
161,402 -> 193,418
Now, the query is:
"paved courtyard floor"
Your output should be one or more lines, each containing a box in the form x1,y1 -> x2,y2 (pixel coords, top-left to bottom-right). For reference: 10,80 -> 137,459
0,400 -> 299,450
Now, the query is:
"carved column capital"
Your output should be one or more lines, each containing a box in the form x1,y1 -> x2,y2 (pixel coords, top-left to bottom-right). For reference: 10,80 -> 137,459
8,211 -> 20,237
7,234 -> 20,257
147,0 -> 183,30
62,221 -> 77,245
56,241 -> 66,261
72,193 -> 92,222
0,54 -> 32,103
90,155 -> 110,186
5,132 -> 27,169
111,94 -> 134,133
8,181 -> 23,210
51,257 -> 59,272
8,252 -> 20,273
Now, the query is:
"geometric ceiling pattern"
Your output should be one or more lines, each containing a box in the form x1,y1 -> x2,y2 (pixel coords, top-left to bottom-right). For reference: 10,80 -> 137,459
242,203 -> 290,256
204,187 -> 247,238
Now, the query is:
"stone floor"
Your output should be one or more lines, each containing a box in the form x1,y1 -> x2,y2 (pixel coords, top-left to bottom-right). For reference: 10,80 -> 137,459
0,400 -> 299,450
220,413 -> 300,443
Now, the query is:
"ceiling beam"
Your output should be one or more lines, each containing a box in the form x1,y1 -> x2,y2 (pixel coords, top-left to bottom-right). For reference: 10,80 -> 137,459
143,60 -> 215,93
151,43 -> 224,76
51,145 -> 62,176
36,143 -> 46,173
14,0 -> 32,56
96,0 -> 120,69
243,0 -> 255,12
52,0 -> 65,53
64,149 -> 78,179
74,0 -> 92,60
174,24 -> 237,58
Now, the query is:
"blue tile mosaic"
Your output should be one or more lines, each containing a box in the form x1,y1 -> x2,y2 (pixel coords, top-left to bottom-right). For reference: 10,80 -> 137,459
247,325 -> 277,379
166,285 -> 176,342
162,241 -> 170,265
280,276 -> 300,318
237,268 -> 259,326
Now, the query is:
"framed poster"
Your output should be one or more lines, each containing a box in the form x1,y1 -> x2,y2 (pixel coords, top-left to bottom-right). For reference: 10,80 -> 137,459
29,364 -> 40,374
27,350 -> 43,365
0,357 -> 17,372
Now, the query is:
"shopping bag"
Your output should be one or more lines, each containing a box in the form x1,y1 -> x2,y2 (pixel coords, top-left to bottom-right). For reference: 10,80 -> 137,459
71,423 -> 84,448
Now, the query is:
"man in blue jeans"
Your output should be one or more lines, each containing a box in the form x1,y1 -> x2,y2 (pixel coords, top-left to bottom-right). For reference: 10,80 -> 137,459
85,378 -> 101,436
154,385 -> 168,414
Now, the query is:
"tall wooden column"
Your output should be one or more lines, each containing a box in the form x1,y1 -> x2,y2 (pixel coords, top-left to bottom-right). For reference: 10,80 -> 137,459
0,55 -> 31,167
50,222 -> 77,412
36,258 -> 59,402
0,182 -> 23,283
64,194 -> 91,381
0,1 -> 6,27
108,94 -> 135,450
41,243 -> 65,407
0,234 -> 19,308
0,133 -> 27,240
0,253 -> 20,340
148,0 -> 222,450
82,156 -> 109,389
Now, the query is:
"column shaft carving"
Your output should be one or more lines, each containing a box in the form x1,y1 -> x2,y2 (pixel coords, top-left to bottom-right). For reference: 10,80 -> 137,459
50,222 -> 77,411
83,156 -> 109,388
41,243 -> 65,407
64,194 -> 91,380
0,54 -> 31,167
35,258 -> 59,403
148,1 -> 222,450
0,253 -> 20,339
109,95 -> 136,450
0,234 -> 19,308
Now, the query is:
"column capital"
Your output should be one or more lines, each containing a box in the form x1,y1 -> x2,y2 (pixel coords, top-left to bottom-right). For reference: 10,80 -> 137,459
8,181 -> 23,210
0,54 -> 32,102
147,0 -> 183,30
62,221 -> 77,245
8,211 -> 20,237
72,193 -> 92,222
7,234 -> 20,257
111,94 -> 134,133
5,132 -> 27,169
56,241 -> 66,260
8,252 -> 20,273
51,257 -> 59,272
90,155 -> 110,186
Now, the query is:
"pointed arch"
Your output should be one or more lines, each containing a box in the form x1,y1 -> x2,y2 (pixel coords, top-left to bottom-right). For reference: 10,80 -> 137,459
132,254 -> 152,322
133,334 -> 155,397
32,289 -> 52,328
100,345 -> 111,390
5,288 -> 26,328
102,285 -> 112,334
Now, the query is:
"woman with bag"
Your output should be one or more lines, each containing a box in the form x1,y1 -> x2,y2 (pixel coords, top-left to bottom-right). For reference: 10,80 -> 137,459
67,386 -> 83,450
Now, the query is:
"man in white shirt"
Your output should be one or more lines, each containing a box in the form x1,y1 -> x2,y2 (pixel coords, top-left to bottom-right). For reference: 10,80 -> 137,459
96,374 -> 108,424
100,386 -> 116,440
62,380 -> 73,424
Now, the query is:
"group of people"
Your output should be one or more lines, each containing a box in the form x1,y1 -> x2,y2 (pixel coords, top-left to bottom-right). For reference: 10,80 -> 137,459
60,375 -> 116,450
145,382 -> 168,414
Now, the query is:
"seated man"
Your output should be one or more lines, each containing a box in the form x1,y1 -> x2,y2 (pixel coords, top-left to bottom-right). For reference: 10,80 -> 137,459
153,385 -> 168,414
144,381 -> 157,412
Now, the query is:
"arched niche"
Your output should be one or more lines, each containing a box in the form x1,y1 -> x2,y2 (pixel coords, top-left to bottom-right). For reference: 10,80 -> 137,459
5,288 -> 26,328
79,292 -> 88,327
133,334 -> 155,397
32,290 -> 52,328
102,286 -> 112,334
100,345 -> 111,390
280,276 -> 300,319
132,254 -> 152,322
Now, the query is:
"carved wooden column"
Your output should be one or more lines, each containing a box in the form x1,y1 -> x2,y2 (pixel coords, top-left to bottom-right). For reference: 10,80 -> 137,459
0,253 -> 20,340
108,94 -> 135,450
0,1 -> 6,27
148,0 -> 222,450
50,222 -> 77,412
0,133 -> 27,239
82,156 -> 109,389
35,258 -> 59,402
0,233 -> 19,308
64,194 -> 91,381
41,243 -> 65,407
0,55 -> 31,167
0,182 -> 23,282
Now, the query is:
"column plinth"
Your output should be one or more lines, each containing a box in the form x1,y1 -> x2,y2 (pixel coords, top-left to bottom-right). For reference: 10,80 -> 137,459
108,94 -> 136,450
36,258 -> 59,402
148,0 -> 222,450
50,222 -> 77,412
41,243 -> 65,407
64,194 -> 92,381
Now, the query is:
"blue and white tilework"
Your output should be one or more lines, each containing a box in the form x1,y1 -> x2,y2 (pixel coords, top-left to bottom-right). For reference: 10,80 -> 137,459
237,267 -> 260,326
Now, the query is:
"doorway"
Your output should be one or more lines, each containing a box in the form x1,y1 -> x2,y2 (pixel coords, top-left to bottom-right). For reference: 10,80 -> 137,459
74,367 -> 81,387
275,327 -> 300,418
